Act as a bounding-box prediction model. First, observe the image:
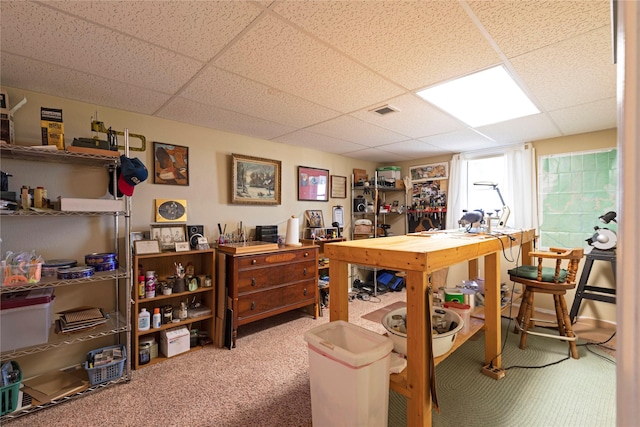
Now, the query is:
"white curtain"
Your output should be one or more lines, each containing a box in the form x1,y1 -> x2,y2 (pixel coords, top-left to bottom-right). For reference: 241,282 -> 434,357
446,143 -> 538,232
504,143 -> 538,232
445,153 -> 468,230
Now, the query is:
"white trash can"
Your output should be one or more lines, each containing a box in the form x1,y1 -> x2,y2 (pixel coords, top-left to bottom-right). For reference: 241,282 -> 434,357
304,320 -> 394,427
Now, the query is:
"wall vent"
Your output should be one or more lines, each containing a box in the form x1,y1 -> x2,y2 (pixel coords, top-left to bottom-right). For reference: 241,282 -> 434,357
370,105 -> 399,116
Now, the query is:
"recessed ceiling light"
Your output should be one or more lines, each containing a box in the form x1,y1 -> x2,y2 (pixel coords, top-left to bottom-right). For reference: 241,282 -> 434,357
416,66 -> 540,127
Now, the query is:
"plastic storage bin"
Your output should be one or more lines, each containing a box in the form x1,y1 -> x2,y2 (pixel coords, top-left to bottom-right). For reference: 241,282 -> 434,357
0,361 -> 22,416
0,288 -> 54,352
304,320 -> 393,427
83,344 -> 126,386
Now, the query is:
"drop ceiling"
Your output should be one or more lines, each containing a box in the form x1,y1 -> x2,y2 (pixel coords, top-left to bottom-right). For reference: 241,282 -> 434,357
0,1 -> 616,163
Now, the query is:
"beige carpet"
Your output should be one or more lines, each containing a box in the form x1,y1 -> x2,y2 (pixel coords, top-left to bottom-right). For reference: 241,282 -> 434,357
4,290 -> 408,427
4,289 -> 615,427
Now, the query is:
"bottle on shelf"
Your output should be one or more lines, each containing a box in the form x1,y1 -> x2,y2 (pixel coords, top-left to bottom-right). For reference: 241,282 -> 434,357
145,271 -> 156,298
138,308 -> 150,331
138,275 -> 146,299
152,308 -> 161,329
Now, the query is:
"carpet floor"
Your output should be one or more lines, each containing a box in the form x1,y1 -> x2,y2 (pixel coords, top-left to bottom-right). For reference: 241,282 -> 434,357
4,288 -> 615,427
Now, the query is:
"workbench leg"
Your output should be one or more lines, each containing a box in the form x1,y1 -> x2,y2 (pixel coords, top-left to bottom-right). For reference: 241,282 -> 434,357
329,259 -> 350,322
483,252 -> 504,377
405,270 -> 431,427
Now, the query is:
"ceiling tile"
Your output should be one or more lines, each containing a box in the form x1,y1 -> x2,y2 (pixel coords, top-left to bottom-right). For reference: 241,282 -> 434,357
549,97 -> 617,135
476,113 -> 562,144
157,97 -> 295,141
350,94 -> 466,139
1,53 -> 171,115
419,129 -> 499,152
1,1 -> 203,93
468,0 -> 611,58
375,140 -> 453,159
180,66 -> 341,128
46,1 -> 264,62
340,147 -> 410,163
273,130 -> 365,154
273,1 -> 501,91
511,26 -> 616,111
304,116 -> 408,147
213,13 -> 405,113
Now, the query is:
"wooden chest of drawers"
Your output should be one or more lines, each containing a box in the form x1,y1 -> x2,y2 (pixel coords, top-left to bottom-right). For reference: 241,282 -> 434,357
222,245 -> 319,347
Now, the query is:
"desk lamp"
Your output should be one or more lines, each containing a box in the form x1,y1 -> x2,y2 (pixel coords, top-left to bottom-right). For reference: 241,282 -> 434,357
473,181 -> 511,229
587,211 -> 617,250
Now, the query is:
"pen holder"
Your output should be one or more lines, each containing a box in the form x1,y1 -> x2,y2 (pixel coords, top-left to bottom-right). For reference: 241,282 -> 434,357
173,277 -> 185,293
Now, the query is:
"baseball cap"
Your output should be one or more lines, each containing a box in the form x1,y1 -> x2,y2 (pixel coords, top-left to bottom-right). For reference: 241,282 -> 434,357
117,155 -> 148,196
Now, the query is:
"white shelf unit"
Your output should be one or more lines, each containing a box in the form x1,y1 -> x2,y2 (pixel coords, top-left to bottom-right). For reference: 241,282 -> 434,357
0,144 -> 131,421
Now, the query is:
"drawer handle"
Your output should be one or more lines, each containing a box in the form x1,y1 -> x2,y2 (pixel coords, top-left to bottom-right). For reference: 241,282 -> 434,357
304,252 -> 309,257
251,301 -> 255,310
251,278 -> 256,287
303,288 -> 307,296
251,259 -> 257,265
303,267 -> 307,276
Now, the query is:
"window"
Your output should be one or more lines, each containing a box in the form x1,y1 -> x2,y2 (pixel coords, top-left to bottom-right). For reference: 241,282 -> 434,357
466,155 -> 507,217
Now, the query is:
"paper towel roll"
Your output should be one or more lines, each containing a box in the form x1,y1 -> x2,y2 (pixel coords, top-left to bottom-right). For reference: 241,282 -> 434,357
285,216 -> 302,246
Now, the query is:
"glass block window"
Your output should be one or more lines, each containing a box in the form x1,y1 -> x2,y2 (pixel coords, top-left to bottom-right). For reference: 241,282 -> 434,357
538,149 -> 618,249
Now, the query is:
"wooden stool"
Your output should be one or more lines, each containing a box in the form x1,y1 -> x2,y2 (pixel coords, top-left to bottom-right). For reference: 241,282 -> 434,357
509,248 -> 584,359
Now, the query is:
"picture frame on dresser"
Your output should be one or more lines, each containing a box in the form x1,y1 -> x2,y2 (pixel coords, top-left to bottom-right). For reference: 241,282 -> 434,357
150,224 -> 188,251
298,166 -> 329,201
231,153 -> 281,205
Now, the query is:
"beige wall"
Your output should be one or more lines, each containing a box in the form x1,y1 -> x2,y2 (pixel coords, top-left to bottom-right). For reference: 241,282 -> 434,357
2,86 -> 618,364
3,87 -> 377,240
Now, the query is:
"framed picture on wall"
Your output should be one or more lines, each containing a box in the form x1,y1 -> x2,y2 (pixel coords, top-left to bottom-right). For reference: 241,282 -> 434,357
298,166 -> 329,201
330,175 -> 347,199
153,141 -> 189,186
231,154 -> 282,205
409,162 -> 448,182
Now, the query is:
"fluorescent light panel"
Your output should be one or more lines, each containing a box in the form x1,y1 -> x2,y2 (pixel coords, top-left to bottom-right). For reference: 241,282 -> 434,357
416,66 -> 540,127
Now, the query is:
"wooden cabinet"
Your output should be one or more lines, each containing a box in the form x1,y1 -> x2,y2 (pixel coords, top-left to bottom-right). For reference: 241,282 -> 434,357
132,249 -> 216,369
220,245 -> 318,347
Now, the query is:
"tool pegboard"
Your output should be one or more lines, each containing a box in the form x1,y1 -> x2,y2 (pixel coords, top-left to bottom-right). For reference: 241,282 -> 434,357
407,180 -> 448,232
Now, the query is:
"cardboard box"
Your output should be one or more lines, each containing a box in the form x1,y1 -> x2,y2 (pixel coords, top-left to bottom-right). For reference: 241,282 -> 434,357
41,107 -> 64,150
353,169 -> 368,184
354,224 -> 373,234
160,327 -> 190,357
58,197 -> 125,212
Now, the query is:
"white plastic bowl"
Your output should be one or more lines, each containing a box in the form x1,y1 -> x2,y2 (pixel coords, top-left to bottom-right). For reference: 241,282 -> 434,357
381,307 -> 463,357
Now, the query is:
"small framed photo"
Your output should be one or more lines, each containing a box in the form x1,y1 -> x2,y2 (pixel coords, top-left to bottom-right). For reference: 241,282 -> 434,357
298,166 -> 329,201
155,199 -> 187,222
175,241 -> 191,252
153,141 -> 189,186
134,240 -> 161,255
330,175 -> 347,199
150,224 -> 188,252
305,210 -> 325,228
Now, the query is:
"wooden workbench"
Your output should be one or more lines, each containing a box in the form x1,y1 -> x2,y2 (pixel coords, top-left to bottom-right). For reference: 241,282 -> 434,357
324,229 -> 535,426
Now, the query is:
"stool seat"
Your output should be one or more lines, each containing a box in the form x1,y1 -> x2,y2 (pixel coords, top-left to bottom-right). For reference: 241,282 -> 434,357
509,247 -> 584,359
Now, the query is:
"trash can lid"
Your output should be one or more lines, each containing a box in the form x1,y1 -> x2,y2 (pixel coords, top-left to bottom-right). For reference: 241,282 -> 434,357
304,320 -> 393,368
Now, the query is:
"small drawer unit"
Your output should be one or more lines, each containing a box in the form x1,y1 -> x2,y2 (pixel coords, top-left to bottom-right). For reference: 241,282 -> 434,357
222,245 -> 319,347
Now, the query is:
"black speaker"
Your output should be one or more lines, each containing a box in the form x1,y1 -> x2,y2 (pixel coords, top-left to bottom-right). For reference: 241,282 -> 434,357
354,195 -> 366,212
187,225 -> 204,249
